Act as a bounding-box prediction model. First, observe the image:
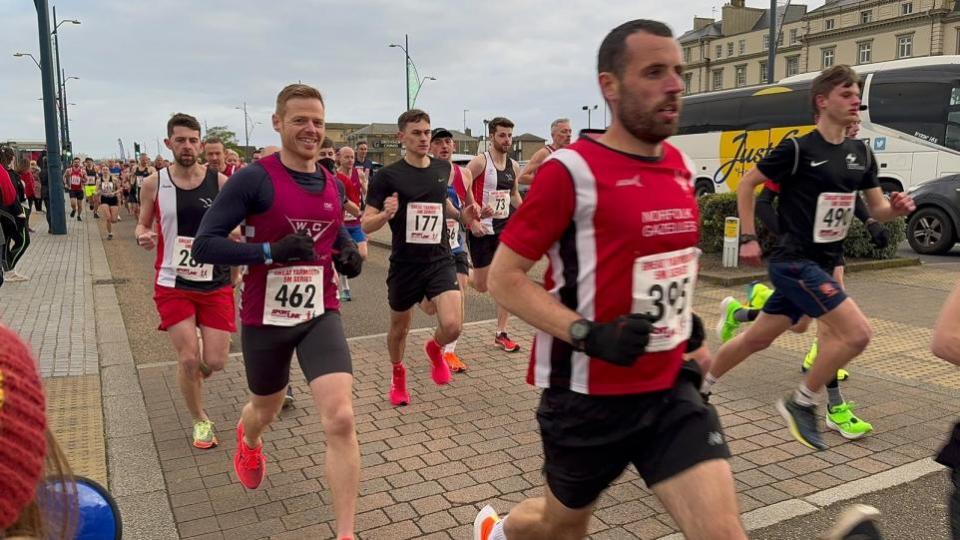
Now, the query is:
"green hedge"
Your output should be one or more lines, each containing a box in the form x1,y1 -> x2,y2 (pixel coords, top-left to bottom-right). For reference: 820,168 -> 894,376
697,192 -> 905,259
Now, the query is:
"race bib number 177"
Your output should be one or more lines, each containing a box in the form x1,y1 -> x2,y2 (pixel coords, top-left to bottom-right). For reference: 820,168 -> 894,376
406,202 -> 443,244
631,247 -> 699,353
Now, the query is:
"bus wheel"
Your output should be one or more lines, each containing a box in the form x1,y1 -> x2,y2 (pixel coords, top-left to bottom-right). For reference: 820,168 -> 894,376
695,179 -> 715,198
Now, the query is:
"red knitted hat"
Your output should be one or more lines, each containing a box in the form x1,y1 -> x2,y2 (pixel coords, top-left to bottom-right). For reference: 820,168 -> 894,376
0,324 -> 47,530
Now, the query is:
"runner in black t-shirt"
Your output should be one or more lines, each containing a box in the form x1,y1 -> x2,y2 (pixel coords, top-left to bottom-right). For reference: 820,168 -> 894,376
700,65 -> 915,451
363,109 -> 479,407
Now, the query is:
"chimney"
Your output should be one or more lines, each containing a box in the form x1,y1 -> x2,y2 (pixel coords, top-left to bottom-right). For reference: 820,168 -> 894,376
731,0 -> 745,6
465,127 -> 472,137
693,17 -> 714,31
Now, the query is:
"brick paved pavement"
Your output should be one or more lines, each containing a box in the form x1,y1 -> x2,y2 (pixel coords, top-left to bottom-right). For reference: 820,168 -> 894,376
138,263 -> 960,539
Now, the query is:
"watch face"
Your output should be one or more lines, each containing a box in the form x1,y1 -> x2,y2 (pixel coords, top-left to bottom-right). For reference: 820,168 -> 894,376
571,321 -> 589,340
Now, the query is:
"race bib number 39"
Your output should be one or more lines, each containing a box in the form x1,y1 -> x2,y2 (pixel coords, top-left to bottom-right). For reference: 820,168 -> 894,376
813,192 -> 856,243
446,219 -> 460,249
174,236 -> 213,282
406,202 -> 443,244
264,266 -> 323,327
631,247 -> 699,353
490,190 -> 510,219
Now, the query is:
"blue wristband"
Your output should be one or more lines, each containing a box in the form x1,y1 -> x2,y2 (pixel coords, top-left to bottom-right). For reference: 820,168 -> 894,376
262,242 -> 273,264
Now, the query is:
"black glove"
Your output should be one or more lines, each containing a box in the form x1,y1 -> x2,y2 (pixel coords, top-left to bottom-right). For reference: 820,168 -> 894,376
583,314 -> 655,367
269,231 -> 315,263
334,244 -> 363,278
318,158 -> 336,174
866,221 -> 889,249
685,313 -> 705,353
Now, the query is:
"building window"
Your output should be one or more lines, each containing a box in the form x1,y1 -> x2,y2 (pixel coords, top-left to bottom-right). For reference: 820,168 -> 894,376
735,65 -> 747,87
777,32 -> 784,46
957,28 -> 960,54
825,18 -> 835,30
902,2 -> 913,15
712,69 -> 723,91
716,44 -> 722,58
739,39 -> 746,55
759,61 -> 768,83
898,35 -> 914,58
822,48 -> 836,68
860,10 -> 872,24
683,72 -> 693,94
684,47 -> 691,63
727,42 -> 734,56
790,28 -> 799,44
786,56 -> 799,76
858,41 -> 872,64
763,34 -> 769,50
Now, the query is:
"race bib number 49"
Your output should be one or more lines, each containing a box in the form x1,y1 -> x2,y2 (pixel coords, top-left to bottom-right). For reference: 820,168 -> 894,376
264,266 -> 323,327
813,192 -> 856,243
490,190 -> 510,219
631,247 -> 699,352
174,236 -> 213,282
406,202 -> 443,244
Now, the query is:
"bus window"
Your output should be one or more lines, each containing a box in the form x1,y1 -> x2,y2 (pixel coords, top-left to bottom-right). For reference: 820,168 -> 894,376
870,68 -> 953,147
741,88 -> 812,130
679,96 -> 742,134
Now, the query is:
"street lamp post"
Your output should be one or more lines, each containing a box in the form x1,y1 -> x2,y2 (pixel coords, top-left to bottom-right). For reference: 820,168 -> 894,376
482,118 -> 490,151
235,102 -> 251,160
582,104 -> 598,129
389,35 -> 434,110
33,0 -> 66,234
52,7 -> 80,154
61,73 -> 78,151
463,109 -> 469,132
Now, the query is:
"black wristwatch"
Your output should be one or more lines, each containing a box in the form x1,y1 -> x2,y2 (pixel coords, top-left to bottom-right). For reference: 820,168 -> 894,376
569,319 -> 593,351
739,233 -> 758,245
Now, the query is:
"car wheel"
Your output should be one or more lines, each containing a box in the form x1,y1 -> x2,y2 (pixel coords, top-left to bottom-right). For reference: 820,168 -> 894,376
907,207 -> 955,254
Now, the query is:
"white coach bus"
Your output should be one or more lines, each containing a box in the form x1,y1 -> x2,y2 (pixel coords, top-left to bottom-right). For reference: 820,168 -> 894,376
674,56 -> 960,196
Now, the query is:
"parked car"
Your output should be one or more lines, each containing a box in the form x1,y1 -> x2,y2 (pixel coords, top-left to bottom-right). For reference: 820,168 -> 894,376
905,174 -> 960,254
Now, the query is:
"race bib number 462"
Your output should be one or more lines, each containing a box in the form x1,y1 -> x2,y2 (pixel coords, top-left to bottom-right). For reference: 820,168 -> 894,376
406,202 -> 443,244
174,236 -> 213,282
813,192 -> 856,243
631,247 -> 699,353
264,266 -> 324,327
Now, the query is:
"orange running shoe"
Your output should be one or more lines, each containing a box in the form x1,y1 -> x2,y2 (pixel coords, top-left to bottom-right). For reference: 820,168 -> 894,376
233,421 -> 266,489
494,332 -> 520,352
473,505 -> 501,540
390,363 -> 410,406
443,351 -> 467,373
424,339 -> 452,385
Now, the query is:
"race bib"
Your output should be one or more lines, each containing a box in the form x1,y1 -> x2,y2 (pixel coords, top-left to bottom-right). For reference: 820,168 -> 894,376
489,190 -> 511,219
631,247 -> 699,353
446,219 -> 460,249
813,192 -> 856,243
263,266 -> 324,327
406,202 -> 443,244
173,236 -> 213,282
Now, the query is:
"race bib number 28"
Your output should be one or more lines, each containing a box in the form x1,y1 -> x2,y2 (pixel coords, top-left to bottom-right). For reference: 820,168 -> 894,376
813,192 -> 856,243
264,266 -> 324,327
631,247 -> 699,352
174,236 -> 213,282
406,202 -> 443,244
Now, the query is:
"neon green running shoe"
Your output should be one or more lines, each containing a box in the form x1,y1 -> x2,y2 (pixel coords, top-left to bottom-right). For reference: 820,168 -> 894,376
192,419 -> 218,449
716,297 -> 743,343
826,402 -> 873,439
801,338 -> 849,381
747,281 -> 773,310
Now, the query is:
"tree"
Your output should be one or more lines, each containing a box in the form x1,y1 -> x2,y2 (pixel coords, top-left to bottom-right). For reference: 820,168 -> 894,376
204,125 -> 243,155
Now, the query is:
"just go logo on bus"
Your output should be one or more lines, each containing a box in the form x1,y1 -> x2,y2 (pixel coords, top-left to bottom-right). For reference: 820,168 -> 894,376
713,125 -> 815,191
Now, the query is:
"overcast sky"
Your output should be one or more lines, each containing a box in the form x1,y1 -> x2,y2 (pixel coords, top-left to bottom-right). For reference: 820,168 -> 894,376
3,0 -> 826,158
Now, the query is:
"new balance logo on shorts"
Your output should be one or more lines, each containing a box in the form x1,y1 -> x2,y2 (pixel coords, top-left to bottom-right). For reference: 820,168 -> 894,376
707,431 -> 724,446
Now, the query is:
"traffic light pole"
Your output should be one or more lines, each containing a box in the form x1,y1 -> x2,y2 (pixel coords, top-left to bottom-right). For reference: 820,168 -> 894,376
35,0 -> 66,234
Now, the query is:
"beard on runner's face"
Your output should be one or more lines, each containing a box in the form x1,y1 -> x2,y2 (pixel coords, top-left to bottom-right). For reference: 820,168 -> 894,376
175,152 -> 197,167
619,92 -> 680,144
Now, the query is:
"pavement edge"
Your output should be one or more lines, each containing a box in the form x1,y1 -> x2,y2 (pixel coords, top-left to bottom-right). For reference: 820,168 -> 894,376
87,221 -> 178,539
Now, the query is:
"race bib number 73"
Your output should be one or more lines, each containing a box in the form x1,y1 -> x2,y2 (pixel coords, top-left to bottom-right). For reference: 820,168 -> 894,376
631,247 -> 699,352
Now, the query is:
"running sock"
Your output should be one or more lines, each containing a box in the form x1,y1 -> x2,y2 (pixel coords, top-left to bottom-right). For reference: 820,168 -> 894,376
340,275 -> 350,291
444,339 -> 458,353
490,516 -> 508,540
733,308 -> 761,323
701,373 -> 718,394
826,377 -> 844,408
794,383 -> 821,407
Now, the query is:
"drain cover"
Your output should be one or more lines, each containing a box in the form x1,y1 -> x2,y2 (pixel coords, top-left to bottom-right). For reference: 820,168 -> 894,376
93,278 -> 128,285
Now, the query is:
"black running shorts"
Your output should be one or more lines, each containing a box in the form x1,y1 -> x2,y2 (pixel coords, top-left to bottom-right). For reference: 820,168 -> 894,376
240,310 -> 352,396
537,361 -> 730,509
386,258 -> 459,312
454,251 -> 470,276
100,195 -> 119,207
468,232 -> 499,269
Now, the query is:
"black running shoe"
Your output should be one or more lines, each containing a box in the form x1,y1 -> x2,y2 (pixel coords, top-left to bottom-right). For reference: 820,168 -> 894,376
776,394 -> 827,450
821,504 -> 883,540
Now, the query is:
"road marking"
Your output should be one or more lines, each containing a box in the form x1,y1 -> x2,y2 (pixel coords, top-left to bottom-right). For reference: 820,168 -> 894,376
657,457 -> 945,539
